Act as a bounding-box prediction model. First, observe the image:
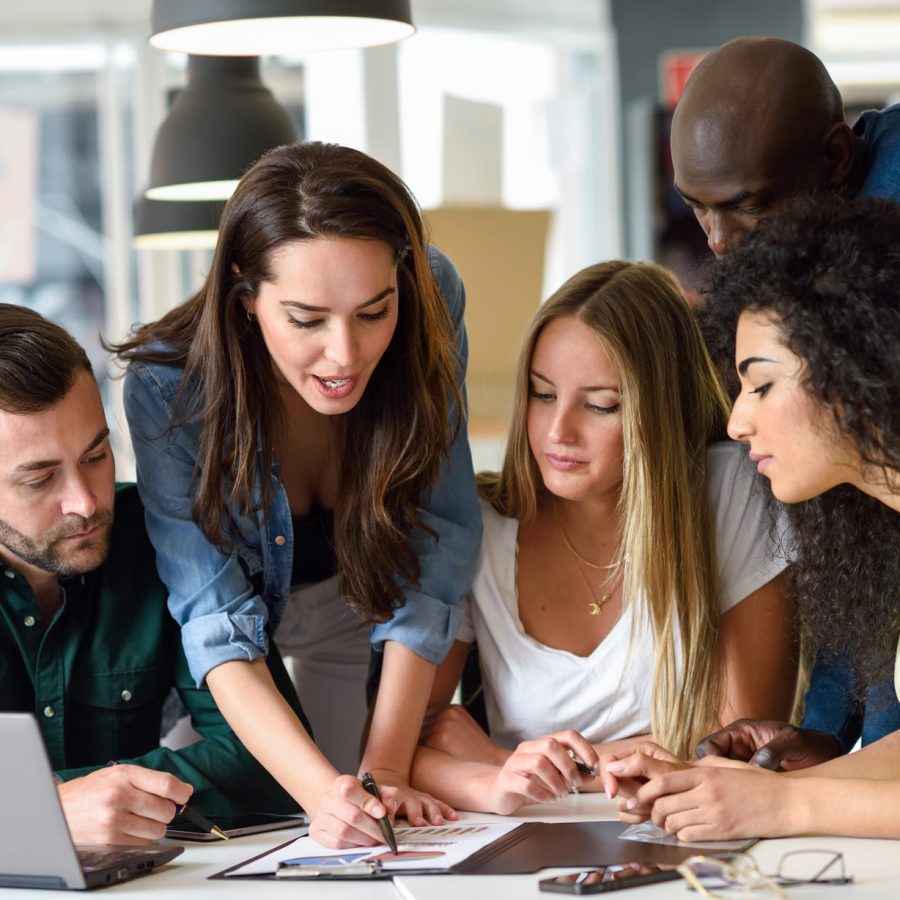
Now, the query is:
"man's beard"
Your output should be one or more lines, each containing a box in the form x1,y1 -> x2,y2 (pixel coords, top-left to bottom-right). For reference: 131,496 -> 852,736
0,509 -> 115,577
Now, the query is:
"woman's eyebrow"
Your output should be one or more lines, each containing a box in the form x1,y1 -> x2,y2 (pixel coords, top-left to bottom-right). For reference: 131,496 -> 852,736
280,286 -> 395,313
530,369 -> 618,391
737,355 -> 779,376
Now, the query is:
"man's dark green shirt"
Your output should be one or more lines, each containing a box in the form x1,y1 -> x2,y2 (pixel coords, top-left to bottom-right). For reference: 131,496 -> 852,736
0,485 -> 300,818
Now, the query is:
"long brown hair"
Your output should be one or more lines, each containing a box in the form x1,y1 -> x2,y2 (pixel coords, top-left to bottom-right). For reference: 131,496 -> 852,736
480,261 -> 731,757
114,142 -> 461,621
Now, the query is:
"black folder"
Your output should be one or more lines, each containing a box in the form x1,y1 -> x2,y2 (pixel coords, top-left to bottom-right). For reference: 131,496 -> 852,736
212,821 -> 756,880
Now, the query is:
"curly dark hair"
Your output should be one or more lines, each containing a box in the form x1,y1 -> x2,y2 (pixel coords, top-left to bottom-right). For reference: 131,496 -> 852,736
698,194 -> 900,689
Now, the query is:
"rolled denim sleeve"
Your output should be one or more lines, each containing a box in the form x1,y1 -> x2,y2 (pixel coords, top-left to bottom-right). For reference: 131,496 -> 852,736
370,247 -> 482,664
124,363 -> 271,686
802,654 -> 900,751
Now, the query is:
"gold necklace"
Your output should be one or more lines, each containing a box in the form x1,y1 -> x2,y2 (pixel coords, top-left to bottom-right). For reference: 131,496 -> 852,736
552,500 -> 619,616
553,499 -> 618,570
572,558 -> 614,616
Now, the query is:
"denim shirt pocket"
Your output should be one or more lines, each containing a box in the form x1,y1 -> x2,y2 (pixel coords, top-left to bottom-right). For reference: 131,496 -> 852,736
67,667 -> 170,766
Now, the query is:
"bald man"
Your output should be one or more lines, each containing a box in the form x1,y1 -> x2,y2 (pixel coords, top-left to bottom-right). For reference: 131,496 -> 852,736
672,36 -> 900,255
674,37 -> 900,769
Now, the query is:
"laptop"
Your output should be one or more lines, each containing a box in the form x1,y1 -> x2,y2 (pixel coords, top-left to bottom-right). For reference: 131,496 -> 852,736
0,713 -> 183,890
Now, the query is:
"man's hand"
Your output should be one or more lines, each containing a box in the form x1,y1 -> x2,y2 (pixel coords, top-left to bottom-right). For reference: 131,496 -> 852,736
57,765 -> 192,845
422,704 -> 510,766
695,719 -> 841,771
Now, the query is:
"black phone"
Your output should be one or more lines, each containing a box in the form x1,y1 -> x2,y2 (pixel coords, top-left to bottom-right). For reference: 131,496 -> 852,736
539,864 -> 680,893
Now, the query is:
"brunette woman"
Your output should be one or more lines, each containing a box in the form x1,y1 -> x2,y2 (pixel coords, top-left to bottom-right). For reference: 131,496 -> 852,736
116,142 -> 481,846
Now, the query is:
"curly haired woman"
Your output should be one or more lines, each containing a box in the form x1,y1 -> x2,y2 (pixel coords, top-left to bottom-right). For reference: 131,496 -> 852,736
608,195 -> 900,840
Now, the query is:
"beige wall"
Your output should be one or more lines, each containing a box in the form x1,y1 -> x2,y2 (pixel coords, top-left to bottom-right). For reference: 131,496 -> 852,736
425,206 -> 550,432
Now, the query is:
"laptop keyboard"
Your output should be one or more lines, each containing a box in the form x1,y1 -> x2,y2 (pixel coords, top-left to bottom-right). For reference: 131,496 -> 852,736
77,848 -> 147,872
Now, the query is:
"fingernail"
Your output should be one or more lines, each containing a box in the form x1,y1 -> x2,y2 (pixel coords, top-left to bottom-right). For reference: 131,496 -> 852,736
626,798 -> 637,810
605,761 -> 625,774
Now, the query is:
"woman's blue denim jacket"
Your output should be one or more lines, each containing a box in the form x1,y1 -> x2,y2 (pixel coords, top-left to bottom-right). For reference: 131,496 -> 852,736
124,247 -> 482,686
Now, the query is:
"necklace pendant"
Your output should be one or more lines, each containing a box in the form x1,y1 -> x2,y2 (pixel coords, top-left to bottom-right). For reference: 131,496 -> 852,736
588,593 -> 611,616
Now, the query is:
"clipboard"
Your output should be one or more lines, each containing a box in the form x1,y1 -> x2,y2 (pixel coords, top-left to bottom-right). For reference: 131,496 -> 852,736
210,822 -> 757,880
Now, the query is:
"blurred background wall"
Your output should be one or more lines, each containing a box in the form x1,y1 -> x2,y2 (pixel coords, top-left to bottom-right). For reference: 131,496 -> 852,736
0,0 -> 897,470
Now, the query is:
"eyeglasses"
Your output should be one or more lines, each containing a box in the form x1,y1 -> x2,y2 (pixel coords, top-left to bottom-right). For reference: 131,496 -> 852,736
677,850 -> 851,898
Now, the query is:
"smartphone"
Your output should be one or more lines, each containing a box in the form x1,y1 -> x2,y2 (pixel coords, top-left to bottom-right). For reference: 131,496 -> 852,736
539,864 -> 680,893
166,812 -> 307,841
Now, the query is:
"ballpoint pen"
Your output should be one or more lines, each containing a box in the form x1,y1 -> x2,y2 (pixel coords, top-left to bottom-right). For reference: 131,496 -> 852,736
360,771 -> 398,855
176,803 -> 230,841
566,751 -> 598,778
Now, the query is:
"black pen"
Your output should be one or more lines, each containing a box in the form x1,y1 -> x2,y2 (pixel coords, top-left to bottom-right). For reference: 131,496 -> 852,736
176,803 -> 229,841
360,772 -> 398,854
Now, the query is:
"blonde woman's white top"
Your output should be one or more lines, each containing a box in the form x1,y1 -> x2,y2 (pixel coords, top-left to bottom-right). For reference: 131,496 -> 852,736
457,440 -> 789,749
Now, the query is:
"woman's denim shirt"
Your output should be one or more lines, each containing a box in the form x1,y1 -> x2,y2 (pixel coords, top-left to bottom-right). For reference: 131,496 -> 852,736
124,247 -> 482,686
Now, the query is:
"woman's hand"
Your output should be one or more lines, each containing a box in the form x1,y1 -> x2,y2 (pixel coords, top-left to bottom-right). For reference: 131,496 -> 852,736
600,743 -> 686,823
308,773 -> 403,848
422,704 -> 510,766
627,761 -> 788,841
486,730 -> 599,815
361,768 -> 458,827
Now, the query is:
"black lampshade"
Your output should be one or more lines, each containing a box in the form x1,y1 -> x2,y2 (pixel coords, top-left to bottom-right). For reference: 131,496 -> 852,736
145,55 -> 298,202
133,196 -> 225,250
150,0 -> 415,55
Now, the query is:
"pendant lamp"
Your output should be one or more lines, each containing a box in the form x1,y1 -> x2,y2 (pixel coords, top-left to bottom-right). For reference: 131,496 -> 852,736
133,196 -> 225,250
145,55 -> 298,202
150,0 -> 415,56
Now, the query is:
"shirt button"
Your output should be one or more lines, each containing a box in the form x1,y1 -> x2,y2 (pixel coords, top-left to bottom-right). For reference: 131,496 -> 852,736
120,690 -> 132,702
23,616 -> 36,627
43,706 -> 55,718
275,535 -> 286,546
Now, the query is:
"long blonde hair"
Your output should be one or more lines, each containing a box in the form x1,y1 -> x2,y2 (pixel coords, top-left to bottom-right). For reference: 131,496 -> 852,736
480,261 -> 731,757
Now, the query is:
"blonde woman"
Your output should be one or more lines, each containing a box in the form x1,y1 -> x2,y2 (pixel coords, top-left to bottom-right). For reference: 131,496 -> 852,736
411,261 -> 796,815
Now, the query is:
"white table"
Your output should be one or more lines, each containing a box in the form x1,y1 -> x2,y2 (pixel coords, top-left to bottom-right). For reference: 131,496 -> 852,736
395,795 -> 900,900
6,795 -> 898,897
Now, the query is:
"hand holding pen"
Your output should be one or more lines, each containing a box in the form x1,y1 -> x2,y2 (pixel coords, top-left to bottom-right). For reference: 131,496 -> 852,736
57,763 -> 195,846
307,772 -> 456,849
361,772 -> 399,854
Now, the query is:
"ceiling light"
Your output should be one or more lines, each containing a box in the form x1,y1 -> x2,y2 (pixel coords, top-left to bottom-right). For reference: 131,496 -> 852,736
133,196 -> 225,250
145,55 -> 298,202
150,0 -> 415,56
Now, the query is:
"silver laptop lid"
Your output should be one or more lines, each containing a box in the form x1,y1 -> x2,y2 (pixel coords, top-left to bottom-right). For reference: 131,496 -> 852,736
0,713 -> 86,889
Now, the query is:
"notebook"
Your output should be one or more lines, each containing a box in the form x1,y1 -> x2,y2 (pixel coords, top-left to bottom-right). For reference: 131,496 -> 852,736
0,713 -> 183,890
